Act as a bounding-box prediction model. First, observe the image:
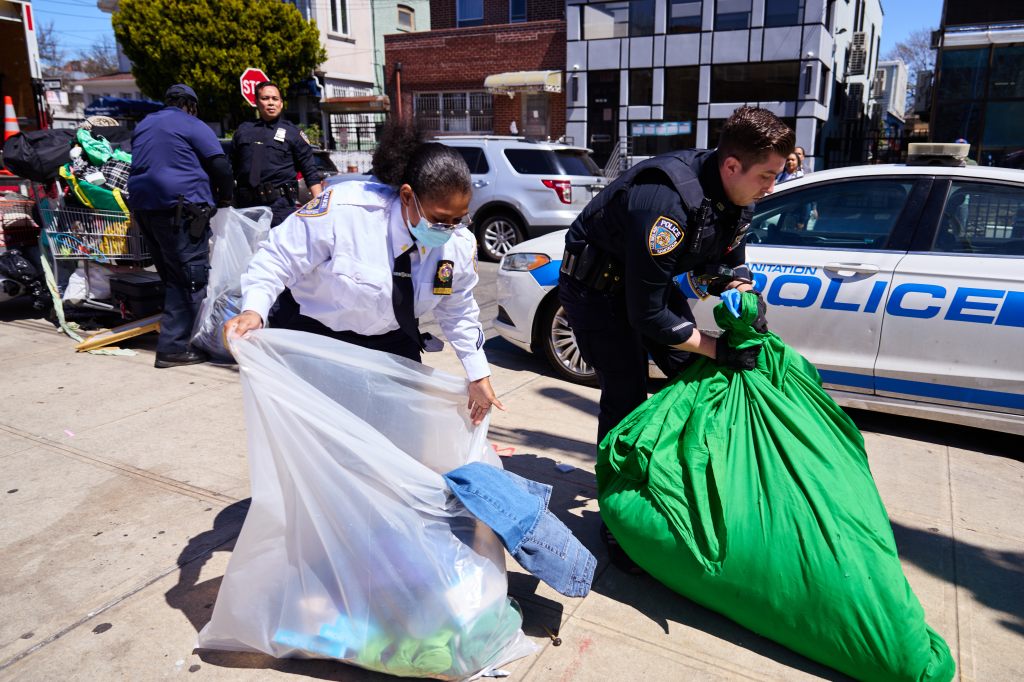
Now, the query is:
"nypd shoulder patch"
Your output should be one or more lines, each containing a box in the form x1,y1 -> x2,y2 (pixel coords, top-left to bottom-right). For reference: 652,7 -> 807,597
648,215 -> 683,256
296,190 -> 332,217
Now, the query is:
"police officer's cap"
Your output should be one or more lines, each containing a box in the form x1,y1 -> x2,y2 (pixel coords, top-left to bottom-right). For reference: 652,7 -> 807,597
164,83 -> 198,102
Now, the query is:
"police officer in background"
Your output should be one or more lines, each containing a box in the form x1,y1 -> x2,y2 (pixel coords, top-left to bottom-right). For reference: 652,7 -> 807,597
128,83 -> 234,368
559,106 -> 794,443
232,81 -> 324,226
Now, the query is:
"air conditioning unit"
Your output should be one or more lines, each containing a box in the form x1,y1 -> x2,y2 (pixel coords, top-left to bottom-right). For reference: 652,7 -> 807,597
848,31 -> 867,76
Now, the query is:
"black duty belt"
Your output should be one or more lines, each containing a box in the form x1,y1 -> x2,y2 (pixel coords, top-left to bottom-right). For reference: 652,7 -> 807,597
237,182 -> 298,205
559,243 -> 624,294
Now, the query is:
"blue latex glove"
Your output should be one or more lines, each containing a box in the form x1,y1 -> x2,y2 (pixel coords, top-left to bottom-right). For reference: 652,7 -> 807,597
720,288 -> 742,318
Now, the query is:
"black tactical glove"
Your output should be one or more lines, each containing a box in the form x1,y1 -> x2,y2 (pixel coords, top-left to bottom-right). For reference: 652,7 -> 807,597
752,291 -> 768,333
715,334 -> 761,370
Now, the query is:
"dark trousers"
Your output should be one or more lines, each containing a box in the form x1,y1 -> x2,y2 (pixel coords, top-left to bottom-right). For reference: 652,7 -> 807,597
238,195 -> 296,227
269,289 -> 422,363
134,209 -> 210,355
557,273 -> 696,443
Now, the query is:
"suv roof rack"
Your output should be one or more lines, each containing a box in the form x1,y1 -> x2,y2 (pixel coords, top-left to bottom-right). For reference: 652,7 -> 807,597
907,142 -> 970,167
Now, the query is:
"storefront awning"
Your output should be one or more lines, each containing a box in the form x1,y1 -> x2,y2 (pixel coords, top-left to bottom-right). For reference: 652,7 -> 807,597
484,70 -> 561,95
320,95 -> 390,114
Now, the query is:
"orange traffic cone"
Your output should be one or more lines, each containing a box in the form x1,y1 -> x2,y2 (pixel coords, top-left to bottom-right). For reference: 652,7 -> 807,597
3,96 -> 20,141
1,96 -> 19,175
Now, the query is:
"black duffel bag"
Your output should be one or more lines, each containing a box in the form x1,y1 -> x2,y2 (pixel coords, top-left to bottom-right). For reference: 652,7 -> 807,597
2,129 -> 76,181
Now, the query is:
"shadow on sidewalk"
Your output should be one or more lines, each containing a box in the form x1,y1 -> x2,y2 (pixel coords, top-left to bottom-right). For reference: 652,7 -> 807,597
846,408 -> 1024,461
502,453 -> 852,681
891,521 -> 1024,638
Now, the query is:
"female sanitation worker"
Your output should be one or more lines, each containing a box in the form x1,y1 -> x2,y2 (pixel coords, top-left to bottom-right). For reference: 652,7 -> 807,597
225,121 -> 503,424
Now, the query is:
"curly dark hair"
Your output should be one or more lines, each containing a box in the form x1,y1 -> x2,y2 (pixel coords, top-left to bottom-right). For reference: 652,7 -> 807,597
371,119 -> 471,202
717,107 -> 795,170
165,96 -> 198,116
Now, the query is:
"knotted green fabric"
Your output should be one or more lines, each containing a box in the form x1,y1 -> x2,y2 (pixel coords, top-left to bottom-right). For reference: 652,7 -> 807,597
596,292 -> 954,682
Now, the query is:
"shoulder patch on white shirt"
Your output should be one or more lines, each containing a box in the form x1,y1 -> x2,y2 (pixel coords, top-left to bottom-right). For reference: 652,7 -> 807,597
297,190 -> 332,217
648,215 -> 683,256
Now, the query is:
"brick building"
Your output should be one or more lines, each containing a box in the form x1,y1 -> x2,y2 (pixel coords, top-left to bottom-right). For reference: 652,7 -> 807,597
384,1 -> 567,140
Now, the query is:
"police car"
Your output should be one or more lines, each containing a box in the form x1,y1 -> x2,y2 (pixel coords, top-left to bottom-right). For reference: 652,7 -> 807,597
495,150 -> 1024,436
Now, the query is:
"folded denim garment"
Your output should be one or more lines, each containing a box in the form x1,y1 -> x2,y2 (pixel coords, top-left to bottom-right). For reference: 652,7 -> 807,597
443,462 -> 596,597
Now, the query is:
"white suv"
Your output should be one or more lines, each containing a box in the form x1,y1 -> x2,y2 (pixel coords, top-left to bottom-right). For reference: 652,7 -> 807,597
437,136 -> 606,261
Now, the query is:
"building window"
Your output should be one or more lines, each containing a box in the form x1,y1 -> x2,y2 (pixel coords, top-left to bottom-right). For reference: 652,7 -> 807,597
397,5 -> 415,31
715,0 -> 751,30
667,0 -> 702,34
819,65 -> 830,104
663,66 -> 699,120
711,61 -> 801,102
937,48 -> 988,102
510,0 -> 527,23
629,69 -> 653,105
582,0 -> 655,39
708,116 -> 796,148
457,0 -> 484,27
990,45 -> 1024,99
764,0 -> 804,28
329,0 -> 348,34
414,91 -> 493,134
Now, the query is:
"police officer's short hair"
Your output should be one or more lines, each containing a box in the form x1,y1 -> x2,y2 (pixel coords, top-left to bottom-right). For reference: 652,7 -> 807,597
255,81 -> 281,99
717,107 -> 795,170
371,119 -> 471,200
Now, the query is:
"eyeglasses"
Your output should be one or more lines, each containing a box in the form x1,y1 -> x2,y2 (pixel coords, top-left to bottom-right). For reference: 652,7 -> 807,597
413,192 -> 471,232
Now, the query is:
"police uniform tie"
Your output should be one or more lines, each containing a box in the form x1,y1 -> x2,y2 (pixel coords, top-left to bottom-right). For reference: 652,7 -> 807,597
248,141 -> 266,189
392,248 -> 423,350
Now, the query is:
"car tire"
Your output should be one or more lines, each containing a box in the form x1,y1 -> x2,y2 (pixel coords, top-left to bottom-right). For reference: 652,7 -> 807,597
477,213 -> 525,262
536,294 -> 599,386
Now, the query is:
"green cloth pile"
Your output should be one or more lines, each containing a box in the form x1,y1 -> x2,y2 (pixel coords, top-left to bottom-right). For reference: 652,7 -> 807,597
597,292 -> 955,682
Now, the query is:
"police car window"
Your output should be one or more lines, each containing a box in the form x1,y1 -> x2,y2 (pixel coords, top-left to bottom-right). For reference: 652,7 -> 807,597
504,149 -> 559,175
934,182 -> 1024,255
750,180 -> 914,249
450,146 -> 489,174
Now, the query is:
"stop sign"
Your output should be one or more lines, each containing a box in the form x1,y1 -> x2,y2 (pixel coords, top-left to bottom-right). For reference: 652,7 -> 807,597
240,67 -> 270,107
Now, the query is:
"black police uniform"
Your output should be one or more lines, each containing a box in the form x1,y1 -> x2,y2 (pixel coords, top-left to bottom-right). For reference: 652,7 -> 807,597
558,149 -> 753,441
127,96 -> 234,365
232,117 -> 324,226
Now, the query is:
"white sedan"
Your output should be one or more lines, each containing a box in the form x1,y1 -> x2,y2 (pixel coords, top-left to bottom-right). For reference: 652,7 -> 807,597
494,162 -> 1024,436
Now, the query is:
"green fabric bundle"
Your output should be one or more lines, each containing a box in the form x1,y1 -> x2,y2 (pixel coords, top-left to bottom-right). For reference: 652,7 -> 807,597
596,292 -> 955,682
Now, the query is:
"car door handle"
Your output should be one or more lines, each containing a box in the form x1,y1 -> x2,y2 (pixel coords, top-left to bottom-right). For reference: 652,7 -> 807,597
824,262 -> 880,275
473,180 -> 489,188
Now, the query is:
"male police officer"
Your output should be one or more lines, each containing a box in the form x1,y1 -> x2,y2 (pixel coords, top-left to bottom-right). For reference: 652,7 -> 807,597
232,81 -> 324,226
128,83 -> 235,368
559,106 -> 794,442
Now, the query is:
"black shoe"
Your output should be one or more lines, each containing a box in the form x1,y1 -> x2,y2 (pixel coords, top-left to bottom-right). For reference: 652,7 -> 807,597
154,349 -> 209,368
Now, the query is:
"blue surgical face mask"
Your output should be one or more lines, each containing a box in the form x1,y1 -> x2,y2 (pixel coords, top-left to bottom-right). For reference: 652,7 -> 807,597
406,192 -> 459,248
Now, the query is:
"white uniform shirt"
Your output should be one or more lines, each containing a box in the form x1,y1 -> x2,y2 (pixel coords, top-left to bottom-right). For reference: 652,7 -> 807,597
240,180 -> 489,380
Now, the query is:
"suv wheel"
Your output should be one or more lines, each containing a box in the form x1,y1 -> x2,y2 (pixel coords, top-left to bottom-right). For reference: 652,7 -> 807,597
537,295 -> 598,386
477,213 -> 524,262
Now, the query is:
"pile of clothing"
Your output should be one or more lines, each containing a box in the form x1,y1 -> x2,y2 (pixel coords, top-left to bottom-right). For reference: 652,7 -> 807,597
58,128 -> 132,214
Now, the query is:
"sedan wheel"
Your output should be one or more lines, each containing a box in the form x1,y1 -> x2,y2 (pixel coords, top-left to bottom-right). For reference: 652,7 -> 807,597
538,296 -> 598,386
478,214 -> 524,262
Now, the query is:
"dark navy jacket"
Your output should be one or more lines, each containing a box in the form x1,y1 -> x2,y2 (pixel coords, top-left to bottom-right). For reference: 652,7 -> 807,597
565,149 -> 753,346
127,106 -> 225,210
231,117 -> 323,190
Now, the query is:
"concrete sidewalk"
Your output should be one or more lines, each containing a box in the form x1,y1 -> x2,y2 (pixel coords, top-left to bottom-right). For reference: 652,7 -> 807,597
1,309 -> 1022,681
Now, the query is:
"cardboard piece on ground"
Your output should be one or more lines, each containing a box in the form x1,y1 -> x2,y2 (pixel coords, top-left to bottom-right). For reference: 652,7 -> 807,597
75,315 -> 161,352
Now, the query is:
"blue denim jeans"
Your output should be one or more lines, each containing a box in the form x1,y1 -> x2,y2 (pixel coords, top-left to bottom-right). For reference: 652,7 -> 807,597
443,462 -> 595,598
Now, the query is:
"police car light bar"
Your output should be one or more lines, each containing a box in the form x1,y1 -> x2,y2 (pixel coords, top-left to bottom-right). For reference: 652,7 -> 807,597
906,142 -> 970,167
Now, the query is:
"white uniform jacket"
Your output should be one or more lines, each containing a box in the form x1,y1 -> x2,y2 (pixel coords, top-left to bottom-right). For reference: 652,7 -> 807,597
240,180 -> 489,381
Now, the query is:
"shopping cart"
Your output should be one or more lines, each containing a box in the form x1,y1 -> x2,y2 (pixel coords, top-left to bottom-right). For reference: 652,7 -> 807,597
38,198 -> 151,311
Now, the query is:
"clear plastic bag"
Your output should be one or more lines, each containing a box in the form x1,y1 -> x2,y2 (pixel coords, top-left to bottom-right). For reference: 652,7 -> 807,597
190,206 -> 272,360
197,329 -> 537,679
